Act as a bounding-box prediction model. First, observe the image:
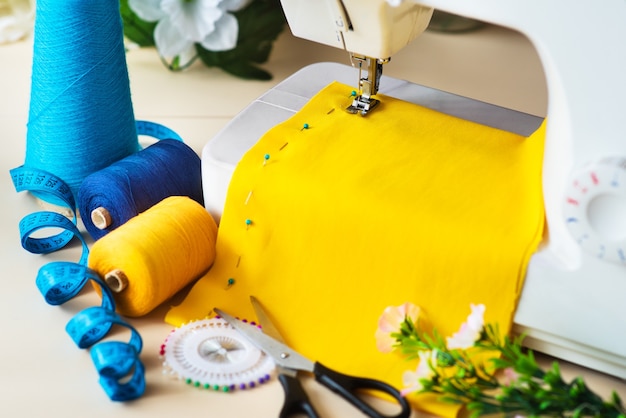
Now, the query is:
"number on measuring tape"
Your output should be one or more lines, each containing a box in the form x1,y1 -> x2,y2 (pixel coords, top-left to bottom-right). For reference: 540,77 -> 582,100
36,262 -> 114,309
10,166 -> 76,210
10,121 -> 185,402
67,307 -> 145,401
136,120 -> 183,142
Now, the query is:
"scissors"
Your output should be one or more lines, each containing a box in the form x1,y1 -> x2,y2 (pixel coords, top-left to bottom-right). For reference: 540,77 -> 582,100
214,296 -> 411,418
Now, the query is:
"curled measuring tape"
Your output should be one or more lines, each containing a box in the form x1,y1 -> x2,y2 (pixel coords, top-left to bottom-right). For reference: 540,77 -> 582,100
11,167 -> 79,255
8,121 -> 183,401
136,120 -> 183,142
41,263 -> 145,400
69,306 -> 145,401
33,239 -> 146,400
160,317 -> 275,392
11,170 -> 143,400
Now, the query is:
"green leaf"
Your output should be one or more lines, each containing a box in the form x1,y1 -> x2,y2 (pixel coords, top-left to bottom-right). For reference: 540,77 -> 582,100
119,0 -> 157,46
119,0 -> 285,79
611,390 -> 624,408
196,0 -> 286,80
221,62 -> 273,80
539,400 -> 551,410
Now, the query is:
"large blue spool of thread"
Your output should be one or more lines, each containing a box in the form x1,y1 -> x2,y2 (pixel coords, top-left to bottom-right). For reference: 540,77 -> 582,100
25,0 -> 139,206
78,139 -> 205,241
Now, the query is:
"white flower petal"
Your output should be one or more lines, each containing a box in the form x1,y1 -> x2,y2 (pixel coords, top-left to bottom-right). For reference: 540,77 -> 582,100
220,0 -> 253,12
446,323 -> 479,349
416,350 -> 438,379
400,350 -> 438,396
162,0 -> 223,42
377,306 -> 404,333
177,45 -> 199,67
446,304 -> 485,349
154,18 -> 194,57
200,12 -> 238,51
0,14 -> 33,44
374,327 -> 395,353
401,369 -> 419,388
467,303 -> 486,331
128,0 -> 166,22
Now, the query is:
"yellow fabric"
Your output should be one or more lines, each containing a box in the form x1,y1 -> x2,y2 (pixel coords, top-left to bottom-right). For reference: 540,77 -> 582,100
166,82 -> 546,416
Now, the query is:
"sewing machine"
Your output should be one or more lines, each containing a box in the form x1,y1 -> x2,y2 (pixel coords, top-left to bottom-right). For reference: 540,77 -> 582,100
202,0 -> 626,379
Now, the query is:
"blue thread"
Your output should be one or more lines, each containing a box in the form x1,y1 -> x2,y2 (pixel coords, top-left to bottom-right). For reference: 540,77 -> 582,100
25,0 -> 139,204
7,0 -> 197,401
78,139 -> 203,240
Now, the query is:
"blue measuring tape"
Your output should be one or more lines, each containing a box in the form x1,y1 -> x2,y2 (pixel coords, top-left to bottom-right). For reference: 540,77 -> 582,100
9,121 -> 182,401
135,120 -> 183,141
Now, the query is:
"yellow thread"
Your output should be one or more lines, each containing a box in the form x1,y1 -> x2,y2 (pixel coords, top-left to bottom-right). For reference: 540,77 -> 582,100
88,196 -> 218,317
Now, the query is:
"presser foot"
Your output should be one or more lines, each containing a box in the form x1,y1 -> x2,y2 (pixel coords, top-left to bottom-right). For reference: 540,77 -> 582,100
346,96 -> 380,116
347,54 -> 387,116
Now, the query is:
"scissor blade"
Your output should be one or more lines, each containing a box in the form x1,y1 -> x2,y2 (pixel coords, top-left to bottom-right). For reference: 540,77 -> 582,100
249,295 -> 286,344
214,307 -> 315,373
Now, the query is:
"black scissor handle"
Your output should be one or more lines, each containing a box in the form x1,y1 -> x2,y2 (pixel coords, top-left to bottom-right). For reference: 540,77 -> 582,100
278,372 -> 320,418
313,362 -> 411,418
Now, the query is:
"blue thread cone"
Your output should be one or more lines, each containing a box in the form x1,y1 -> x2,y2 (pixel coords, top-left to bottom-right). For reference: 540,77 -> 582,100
25,0 -> 139,206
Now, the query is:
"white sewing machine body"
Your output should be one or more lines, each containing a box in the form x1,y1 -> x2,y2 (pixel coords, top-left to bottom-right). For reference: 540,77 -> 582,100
202,1 -> 626,378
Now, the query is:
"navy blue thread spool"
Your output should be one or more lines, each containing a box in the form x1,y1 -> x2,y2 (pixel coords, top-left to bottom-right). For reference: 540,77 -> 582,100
24,0 -> 139,206
78,139 -> 204,240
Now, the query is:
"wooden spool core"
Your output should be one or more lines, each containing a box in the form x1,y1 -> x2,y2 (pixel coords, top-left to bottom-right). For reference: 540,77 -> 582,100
91,207 -> 112,230
104,269 -> 128,293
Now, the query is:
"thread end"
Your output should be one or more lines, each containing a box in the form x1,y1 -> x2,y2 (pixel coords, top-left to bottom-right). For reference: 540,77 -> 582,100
91,207 -> 112,229
105,269 -> 128,293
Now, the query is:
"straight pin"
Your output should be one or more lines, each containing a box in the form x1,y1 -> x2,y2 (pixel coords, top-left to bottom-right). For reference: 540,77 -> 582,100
244,190 -> 253,205
279,142 -> 289,151
327,108 -> 335,114
236,255 -> 241,268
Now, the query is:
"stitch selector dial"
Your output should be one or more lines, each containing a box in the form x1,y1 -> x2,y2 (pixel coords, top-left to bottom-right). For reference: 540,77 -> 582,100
564,157 -> 626,264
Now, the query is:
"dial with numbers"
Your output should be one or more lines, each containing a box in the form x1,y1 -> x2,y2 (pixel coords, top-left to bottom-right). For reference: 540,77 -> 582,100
564,157 -> 626,264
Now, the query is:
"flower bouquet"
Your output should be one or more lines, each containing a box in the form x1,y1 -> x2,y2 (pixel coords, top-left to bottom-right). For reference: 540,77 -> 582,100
376,303 -> 626,417
120,0 -> 286,80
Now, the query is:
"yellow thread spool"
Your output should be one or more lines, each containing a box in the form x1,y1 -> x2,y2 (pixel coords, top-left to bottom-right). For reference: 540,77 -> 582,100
88,196 -> 218,317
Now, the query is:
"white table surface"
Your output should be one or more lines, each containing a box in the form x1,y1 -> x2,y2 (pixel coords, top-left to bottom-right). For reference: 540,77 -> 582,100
1,22 -> 625,417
